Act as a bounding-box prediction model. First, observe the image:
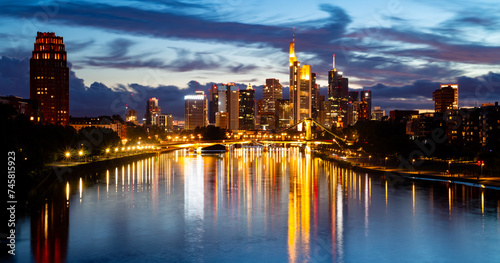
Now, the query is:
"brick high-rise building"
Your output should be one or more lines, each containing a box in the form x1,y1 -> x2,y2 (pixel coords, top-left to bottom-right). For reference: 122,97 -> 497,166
30,32 -> 69,125
433,84 -> 458,113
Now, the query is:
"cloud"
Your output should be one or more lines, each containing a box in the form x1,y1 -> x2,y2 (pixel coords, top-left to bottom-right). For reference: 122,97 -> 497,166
366,72 -> 500,111
0,56 -> 30,97
65,39 -> 95,53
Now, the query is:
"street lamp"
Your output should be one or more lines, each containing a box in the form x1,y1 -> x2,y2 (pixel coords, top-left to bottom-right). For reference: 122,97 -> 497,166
448,161 -> 451,176
385,157 -> 388,169
78,150 -> 85,162
369,155 -> 372,165
480,161 -> 485,178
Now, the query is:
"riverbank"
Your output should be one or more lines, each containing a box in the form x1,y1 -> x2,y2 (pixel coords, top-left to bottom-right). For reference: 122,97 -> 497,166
29,148 -> 176,205
314,152 -> 500,190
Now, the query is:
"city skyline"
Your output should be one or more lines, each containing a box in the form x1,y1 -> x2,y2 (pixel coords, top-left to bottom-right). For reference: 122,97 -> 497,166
1,0 -> 500,120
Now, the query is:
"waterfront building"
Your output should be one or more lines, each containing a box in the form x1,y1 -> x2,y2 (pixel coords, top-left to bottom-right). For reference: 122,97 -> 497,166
361,90 -> 372,118
69,116 -> 127,140
226,84 -> 239,131
156,114 -> 173,132
289,30 -> 312,125
328,55 -> 349,127
215,112 -> 228,129
208,85 -> 218,125
433,84 -> 458,113
239,84 -> 255,130
184,91 -> 207,130
145,97 -> 161,126
263,78 -> 282,113
255,99 -> 263,129
0,95 -> 41,122
30,32 -> 69,125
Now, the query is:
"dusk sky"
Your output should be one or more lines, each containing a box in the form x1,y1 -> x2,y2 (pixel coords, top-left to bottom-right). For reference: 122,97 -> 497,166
1,0 -> 500,120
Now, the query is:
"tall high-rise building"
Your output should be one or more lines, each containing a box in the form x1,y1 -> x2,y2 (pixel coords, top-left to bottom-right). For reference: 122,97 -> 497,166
263,78 -> 282,113
224,83 -> 239,130
297,64 -> 312,122
255,99 -> 264,129
328,55 -> 349,127
360,90 -> 372,118
358,98 -> 369,121
208,85 -> 219,124
217,85 -> 227,113
239,84 -> 255,130
30,32 -> 69,125
311,73 -> 319,121
145,97 -> 161,125
433,84 -> 458,113
289,29 -> 301,124
184,91 -> 207,130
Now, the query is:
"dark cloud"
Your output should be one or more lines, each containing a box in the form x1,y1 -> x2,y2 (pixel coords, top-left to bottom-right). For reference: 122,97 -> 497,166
0,56 -> 30,97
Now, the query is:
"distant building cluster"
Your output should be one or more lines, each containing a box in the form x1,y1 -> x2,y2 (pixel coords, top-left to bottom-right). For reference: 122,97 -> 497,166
179,31 -> 382,131
397,84 -> 500,150
5,30 -> 499,145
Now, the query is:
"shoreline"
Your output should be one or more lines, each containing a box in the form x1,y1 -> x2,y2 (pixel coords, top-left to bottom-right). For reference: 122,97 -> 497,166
314,152 -> 500,190
30,148 -> 176,202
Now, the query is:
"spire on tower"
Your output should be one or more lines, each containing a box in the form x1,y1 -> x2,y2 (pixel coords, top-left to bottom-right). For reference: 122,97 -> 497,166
332,54 -> 336,69
292,27 -> 295,43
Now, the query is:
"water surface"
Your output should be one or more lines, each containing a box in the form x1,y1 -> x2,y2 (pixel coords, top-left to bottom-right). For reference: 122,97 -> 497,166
12,148 -> 500,262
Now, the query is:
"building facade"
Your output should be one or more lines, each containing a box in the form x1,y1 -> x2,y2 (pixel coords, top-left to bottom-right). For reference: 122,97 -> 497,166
433,84 -> 458,113
184,91 -> 207,130
239,84 -> 255,130
208,85 -> 219,125
30,32 -> 69,125
263,78 -> 282,113
145,97 -> 161,126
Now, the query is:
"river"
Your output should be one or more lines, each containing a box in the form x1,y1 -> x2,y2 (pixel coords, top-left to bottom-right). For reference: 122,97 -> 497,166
10,147 -> 500,262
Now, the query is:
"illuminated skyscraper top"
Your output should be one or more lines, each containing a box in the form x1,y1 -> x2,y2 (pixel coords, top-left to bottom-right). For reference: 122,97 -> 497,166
289,28 -> 297,66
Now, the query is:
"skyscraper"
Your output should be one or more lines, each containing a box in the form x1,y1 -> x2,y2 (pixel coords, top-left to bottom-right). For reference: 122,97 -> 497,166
239,84 -> 255,130
328,55 -> 349,127
145,97 -> 161,126
289,29 -> 301,124
329,55 -> 349,128
311,73 -> 319,121
263,78 -> 282,113
433,84 -> 458,113
360,90 -> 372,119
225,83 -> 239,130
297,64 -> 312,122
208,85 -> 218,124
30,32 -> 69,125
184,91 -> 207,130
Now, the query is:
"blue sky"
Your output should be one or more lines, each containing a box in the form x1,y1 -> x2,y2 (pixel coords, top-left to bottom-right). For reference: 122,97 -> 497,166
1,0 -> 500,120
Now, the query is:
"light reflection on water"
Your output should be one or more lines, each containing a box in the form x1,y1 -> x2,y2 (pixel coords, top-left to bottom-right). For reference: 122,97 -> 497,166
12,147 -> 500,263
